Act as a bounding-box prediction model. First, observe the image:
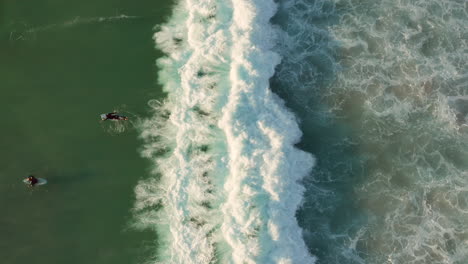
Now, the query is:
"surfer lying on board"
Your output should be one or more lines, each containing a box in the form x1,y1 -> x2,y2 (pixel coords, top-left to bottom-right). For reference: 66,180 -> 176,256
100,111 -> 128,121
25,175 -> 38,186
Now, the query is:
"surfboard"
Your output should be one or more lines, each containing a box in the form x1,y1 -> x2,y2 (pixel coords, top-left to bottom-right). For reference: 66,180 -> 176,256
23,178 -> 47,186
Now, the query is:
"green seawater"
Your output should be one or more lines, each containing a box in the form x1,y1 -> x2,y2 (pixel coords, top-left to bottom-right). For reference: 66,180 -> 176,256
0,1 -> 172,263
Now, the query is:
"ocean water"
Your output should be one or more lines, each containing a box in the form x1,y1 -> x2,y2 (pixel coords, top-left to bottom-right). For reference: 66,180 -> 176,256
271,0 -> 468,263
134,0 -> 316,262
2,0 -> 467,263
134,0 -> 468,263
0,1 -> 170,263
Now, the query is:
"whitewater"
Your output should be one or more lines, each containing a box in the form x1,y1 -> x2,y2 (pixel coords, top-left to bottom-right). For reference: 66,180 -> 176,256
132,0 -> 468,262
133,0 -> 316,263
271,0 -> 468,263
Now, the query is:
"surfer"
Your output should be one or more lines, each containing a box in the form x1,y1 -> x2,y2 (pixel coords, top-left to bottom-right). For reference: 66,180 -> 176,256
25,175 -> 38,186
100,111 -> 128,121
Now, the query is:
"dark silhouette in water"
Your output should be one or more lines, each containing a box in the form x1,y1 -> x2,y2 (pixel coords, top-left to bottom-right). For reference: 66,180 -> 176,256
100,112 -> 128,121
25,175 -> 38,186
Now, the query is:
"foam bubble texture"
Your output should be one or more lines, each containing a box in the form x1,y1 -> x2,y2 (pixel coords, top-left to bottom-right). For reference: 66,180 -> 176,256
133,0 -> 316,263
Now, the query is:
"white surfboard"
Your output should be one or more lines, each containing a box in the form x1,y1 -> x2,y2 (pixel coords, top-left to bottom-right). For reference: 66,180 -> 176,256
23,178 -> 47,186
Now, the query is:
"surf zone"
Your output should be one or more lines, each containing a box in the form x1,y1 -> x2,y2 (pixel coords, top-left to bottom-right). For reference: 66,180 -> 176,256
132,0 -> 316,263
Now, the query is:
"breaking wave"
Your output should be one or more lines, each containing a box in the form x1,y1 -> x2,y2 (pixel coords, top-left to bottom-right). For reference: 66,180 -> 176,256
133,0 -> 316,263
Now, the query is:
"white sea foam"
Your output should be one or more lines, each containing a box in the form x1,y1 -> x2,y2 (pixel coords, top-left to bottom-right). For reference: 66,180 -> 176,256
271,0 -> 468,263
134,0 -> 316,263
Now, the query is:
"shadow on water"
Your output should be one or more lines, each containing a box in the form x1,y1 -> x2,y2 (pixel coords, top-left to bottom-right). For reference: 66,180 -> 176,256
270,0 -> 369,263
39,168 -> 96,185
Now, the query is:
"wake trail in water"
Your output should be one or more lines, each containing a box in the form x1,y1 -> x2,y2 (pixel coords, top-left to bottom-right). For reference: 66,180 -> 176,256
133,0 -> 316,263
3,14 -> 141,41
